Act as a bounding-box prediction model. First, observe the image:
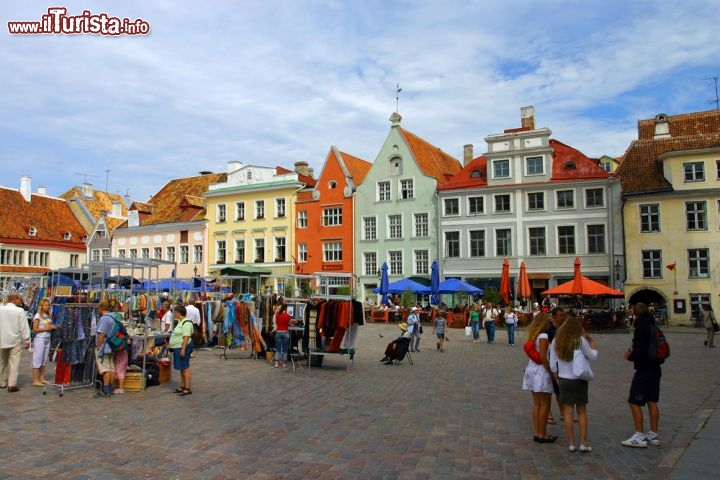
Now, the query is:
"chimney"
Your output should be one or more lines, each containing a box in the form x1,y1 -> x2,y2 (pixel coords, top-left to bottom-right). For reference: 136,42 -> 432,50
81,182 -> 93,198
37,186 -> 47,195
521,106 -> 535,130
307,167 -> 314,178
463,144 -> 474,166
111,201 -> 122,217
294,161 -> 311,177
227,161 -> 242,173
20,176 -> 31,202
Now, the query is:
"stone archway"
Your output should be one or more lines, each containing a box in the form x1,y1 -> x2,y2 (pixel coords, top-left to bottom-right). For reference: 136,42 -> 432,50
627,287 -> 667,306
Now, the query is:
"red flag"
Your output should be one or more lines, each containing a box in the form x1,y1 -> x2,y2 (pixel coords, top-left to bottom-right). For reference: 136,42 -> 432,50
665,262 -> 676,271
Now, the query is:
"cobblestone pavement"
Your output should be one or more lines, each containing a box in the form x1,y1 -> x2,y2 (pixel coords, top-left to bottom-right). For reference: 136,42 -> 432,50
0,323 -> 718,479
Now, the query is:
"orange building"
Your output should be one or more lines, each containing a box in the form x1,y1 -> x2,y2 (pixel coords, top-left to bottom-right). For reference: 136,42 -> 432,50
295,147 -> 371,276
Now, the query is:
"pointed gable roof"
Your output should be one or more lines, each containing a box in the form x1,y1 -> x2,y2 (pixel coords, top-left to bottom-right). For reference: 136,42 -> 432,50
398,127 -> 462,185
618,109 -> 720,194
438,156 -> 488,190
549,139 -> 611,181
337,150 -> 372,185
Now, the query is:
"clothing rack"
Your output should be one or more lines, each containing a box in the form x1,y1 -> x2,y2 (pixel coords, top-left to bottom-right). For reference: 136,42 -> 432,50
43,302 -> 99,397
218,297 -> 263,361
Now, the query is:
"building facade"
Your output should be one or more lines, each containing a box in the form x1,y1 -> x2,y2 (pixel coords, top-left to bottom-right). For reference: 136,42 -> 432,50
295,148 -> 371,279
355,113 -> 462,300
113,172 -> 226,280
438,107 -> 623,301
618,110 -> 720,324
205,162 -> 315,294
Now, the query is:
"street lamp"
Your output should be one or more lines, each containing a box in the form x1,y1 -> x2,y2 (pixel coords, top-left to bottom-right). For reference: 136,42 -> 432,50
615,259 -> 622,281
193,265 -> 198,277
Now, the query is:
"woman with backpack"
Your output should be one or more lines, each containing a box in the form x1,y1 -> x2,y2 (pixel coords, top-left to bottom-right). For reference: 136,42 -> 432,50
170,305 -> 194,396
549,317 -> 598,453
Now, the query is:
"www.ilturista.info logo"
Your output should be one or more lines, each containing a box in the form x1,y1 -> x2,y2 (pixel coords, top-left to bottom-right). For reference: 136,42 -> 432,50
8,7 -> 150,35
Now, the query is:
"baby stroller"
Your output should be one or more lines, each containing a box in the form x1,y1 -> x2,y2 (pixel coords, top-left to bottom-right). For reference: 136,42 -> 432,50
379,325 -> 414,366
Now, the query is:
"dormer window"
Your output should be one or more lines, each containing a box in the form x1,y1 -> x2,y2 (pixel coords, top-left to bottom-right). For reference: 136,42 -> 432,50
28,226 -> 37,237
389,156 -> 402,176
64,232 -> 72,240
470,170 -> 482,178
82,235 -> 89,243
246,171 -> 253,180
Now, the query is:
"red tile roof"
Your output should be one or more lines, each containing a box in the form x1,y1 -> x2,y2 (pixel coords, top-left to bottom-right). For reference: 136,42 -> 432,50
618,110 -> 720,194
549,139 -> 610,181
339,151 -> 372,185
399,127 -> 462,184
275,166 -> 317,187
0,187 -> 87,248
119,173 -> 227,227
438,156 -> 488,190
59,187 -> 128,221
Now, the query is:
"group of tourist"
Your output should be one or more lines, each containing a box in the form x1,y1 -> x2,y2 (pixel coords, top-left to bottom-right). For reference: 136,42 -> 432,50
521,303 -> 665,452
467,303 -> 519,346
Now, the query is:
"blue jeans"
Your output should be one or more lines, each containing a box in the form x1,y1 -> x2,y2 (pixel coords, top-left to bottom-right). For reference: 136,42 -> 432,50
507,324 -> 516,345
274,331 -> 289,362
485,321 -> 496,343
471,321 -> 481,340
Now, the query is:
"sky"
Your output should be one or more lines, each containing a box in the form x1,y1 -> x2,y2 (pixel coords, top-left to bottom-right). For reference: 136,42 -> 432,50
1,0 -> 718,202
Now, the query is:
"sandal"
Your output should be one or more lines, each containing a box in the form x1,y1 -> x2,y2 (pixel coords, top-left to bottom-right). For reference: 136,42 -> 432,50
579,444 -> 592,453
174,388 -> 186,393
536,435 -> 558,444
178,389 -> 192,396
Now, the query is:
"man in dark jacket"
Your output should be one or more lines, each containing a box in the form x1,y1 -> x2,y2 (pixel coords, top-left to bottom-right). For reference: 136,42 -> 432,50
621,303 -> 661,448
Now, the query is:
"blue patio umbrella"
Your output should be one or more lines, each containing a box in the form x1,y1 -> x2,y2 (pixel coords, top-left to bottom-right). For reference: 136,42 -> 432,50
437,278 -> 484,295
430,261 -> 440,305
374,278 -> 431,295
379,262 -> 390,305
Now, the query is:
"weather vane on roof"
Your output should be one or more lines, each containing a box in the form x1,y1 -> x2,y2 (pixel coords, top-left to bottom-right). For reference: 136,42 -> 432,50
396,83 -> 402,113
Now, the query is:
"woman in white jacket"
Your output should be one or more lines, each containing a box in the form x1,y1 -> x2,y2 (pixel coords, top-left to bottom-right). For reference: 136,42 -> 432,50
550,316 -> 598,453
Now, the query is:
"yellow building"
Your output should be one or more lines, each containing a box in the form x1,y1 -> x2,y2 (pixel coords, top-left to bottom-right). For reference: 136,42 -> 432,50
618,110 -> 720,324
204,161 -> 315,294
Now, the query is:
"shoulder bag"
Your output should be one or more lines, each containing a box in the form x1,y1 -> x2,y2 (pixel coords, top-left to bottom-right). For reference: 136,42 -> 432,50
571,348 -> 594,381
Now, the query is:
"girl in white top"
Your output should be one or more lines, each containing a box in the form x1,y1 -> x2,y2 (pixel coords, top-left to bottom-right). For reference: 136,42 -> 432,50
522,312 -> 557,443
31,298 -> 54,386
505,306 -> 518,346
549,316 -> 598,452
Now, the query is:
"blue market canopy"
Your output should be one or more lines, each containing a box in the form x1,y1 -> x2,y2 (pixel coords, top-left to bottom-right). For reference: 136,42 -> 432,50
373,278 -> 430,295
437,278 -> 484,295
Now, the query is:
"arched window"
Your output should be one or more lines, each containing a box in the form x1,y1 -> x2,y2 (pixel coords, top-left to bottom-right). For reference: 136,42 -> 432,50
389,156 -> 402,176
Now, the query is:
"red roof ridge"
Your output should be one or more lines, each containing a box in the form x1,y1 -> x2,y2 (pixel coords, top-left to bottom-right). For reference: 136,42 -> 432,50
398,127 -> 462,184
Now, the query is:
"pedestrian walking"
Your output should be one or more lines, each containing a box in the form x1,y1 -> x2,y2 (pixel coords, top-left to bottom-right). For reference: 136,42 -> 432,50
549,316 -> 598,453
621,303 -> 663,448
522,312 -> 557,443
407,307 -> 421,352
505,306 -> 518,347
702,304 -> 716,347
483,302 -> 499,344
434,311 -> 447,352
469,305 -> 481,343
0,293 -> 31,392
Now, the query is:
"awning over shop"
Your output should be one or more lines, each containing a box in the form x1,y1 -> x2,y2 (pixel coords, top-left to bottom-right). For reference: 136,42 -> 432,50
218,266 -> 272,277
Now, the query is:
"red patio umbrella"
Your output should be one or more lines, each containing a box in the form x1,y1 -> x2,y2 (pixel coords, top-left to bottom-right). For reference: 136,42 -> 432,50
499,258 -> 511,304
517,261 -> 532,299
542,257 -> 624,297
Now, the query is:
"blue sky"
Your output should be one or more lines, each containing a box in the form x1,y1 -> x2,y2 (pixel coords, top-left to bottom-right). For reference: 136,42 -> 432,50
1,0 -> 718,201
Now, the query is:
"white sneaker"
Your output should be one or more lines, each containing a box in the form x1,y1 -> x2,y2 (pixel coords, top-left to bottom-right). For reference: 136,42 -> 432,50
645,432 -> 660,446
621,433 -> 648,448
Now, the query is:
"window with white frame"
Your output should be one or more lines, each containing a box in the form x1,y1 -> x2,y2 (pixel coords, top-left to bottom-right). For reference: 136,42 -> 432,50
235,201 -> 245,221
255,200 -> 265,219
362,216 -> 377,240
153,247 -> 162,260
298,243 -> 307,263
414,213 -> 429,237
389,250 -> 403,275
215,241 -> 225,263
70,254 -> 79,267
526,156 -> 544,175
527,192 -> 544,211
275,236 -> 286,261
414,250 -> 429,275
254,238 -> 264,262
130,248 -> 137,259
95,229 -> 106,239
235,239 -> 245,263
686,201 -> 707,231
378,181 -> 391,201
297,210 -> 307,228
683,162 -> 705,182
585,188 -> 604,208
690,293 -> 711,318
323,241 -> 342,262
493,159 -> 510,178
587,224 -> 606,254
167,246 -> 176,262
557,190 -> 574,208
642,250 -> 662,278
322,207 -> 342,226
640,204 -> 660,232
468,196 -> 484,215
193,245 -> 202,264
102,249 -> 109,261
275,198 -> 286,218
118,249 -> 126,259
91,249 -> 101,262
688,248 -> 709,278
529,227 -> 546,255
445,231 -> 460,258
558,226 -> 575,254
217,204 -> 226,223
494,194 -> 511,213
180,245 -> 189,264
363,252 -> 377,276
496,229 -> 512,256
141,247 -> 149,259
388,214 -> 403,239
601,161 -> 612,172
400,179 -> 414,199
444,198 -> 459,216
469,230 -> 485,257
